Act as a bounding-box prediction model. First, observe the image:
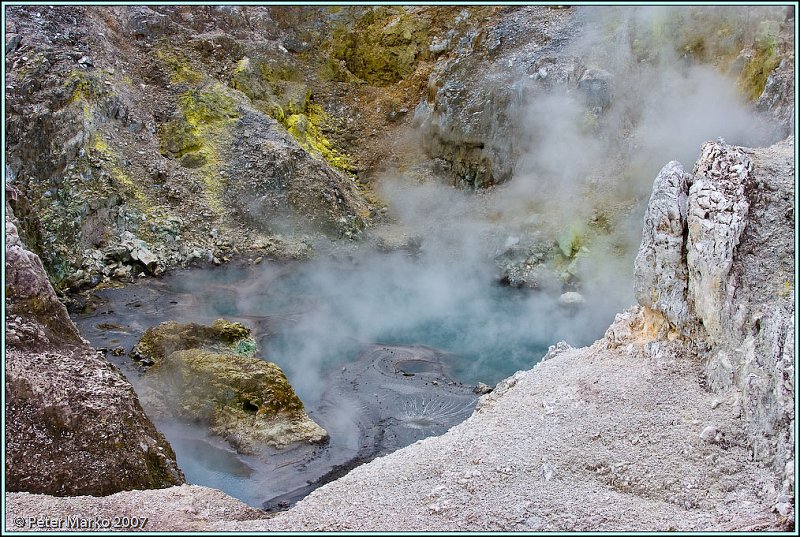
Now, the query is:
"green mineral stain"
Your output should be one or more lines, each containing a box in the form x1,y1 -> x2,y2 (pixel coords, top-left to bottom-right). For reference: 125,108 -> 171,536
737,21 -> 781,101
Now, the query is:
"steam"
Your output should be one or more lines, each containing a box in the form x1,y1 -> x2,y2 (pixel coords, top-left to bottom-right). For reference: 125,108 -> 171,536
71,5 -> 788,506
130,6 -> 783,406
234,6 -> 782,401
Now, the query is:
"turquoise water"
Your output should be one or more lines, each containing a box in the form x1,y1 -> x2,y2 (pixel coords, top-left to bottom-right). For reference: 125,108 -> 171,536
160,249 -> 615,403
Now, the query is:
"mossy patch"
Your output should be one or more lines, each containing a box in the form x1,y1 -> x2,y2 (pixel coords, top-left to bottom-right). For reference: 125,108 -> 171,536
158,118 -> 201,157
90,134 -> 147,205
179,87 -> 238,126
67,70 -> 105,105
155,48 -> 204,85
132,318 -> 257,366
283,103 -> 354,172
228,54 -> 355,173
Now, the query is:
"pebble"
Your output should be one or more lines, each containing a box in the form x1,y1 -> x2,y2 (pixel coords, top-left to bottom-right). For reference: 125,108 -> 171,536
541,463 -> 555,481
699,425 -> 721,444
775,502 -> 792,516
473,382 -> 493,395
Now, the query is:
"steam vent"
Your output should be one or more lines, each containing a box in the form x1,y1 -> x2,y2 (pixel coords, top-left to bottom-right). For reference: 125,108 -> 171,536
4,4 -> 795,532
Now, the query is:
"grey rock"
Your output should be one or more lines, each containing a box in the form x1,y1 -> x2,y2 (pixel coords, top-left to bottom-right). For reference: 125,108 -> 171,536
633,161 -> 692,331
542,340 -> 573,361
473,382 -> 493,395
756,58 -> 795,139
686,140 -> 752,345
577,67 -> 614,112
558,291 -> 585,309
700,425 -> 721,444
633,137 -> 795,504
121,231 -> 159,273
5,208 -> 184,496
541,462 -> 555,481
5,33 -> 23,53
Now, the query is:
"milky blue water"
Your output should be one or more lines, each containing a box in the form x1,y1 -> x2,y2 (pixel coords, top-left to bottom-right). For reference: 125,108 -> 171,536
155,251 -> 584,403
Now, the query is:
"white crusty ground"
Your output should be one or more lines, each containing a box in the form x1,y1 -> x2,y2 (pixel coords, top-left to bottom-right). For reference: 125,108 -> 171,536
6,312 -> 787,532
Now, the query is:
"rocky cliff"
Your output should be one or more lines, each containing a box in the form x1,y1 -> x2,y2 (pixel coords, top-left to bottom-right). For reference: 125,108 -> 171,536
634,138 -> 795,515
6,5 -> 792,297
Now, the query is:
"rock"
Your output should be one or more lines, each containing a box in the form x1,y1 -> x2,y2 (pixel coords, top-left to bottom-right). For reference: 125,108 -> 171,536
412,10 -> 580,188
5,209 -> 184,496
473,382 -> 493,395
5,33 -> 22,53
700,425 -> 721,444
577,67 -> 614,111
686,140 -> 752,344
542,340 -> 573,361
5,217 -> 83,346
633,161 -> 693,331
133,319 -> 327,454
774,502 -> 792,517
131,319 -> 257,365
558,291 -> 585,309
633,137 -> 795,498
330,7 -> 431,86
541,462 -> 555,481
756,57 -> 795,139
120,231 -> 159,274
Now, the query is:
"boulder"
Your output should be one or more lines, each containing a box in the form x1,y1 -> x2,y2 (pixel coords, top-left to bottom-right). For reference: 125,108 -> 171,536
633,160 -> 693,331
131,318 -> 257,366
577,67 -> 614,112
121,231 -> 159,274
5,207 -> 185,496
133,320 -> 328,454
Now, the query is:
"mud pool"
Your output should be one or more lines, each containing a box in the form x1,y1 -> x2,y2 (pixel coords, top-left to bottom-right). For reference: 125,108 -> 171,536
73,249 -> 620,508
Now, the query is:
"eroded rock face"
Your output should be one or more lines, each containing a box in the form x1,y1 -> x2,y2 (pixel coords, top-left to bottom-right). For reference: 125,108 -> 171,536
414,7 -> 580,189
133,320 -> 328,454
4,5 -> 372,294
5,205 -> 185,496
633,137 -> 795,516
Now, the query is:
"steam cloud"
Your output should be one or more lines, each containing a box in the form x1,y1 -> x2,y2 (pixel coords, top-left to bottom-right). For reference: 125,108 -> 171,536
229,6 -> 782,402
140,6 -> 783,404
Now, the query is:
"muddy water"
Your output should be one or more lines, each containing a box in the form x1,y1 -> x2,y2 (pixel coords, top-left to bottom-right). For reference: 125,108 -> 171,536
72,253 -> 574,508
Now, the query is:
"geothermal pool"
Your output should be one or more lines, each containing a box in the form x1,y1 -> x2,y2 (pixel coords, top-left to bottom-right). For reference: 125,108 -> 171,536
73,247 -> 620,508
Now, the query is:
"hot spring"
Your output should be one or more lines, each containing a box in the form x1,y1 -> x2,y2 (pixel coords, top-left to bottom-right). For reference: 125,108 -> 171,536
72,242 -> 627,508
